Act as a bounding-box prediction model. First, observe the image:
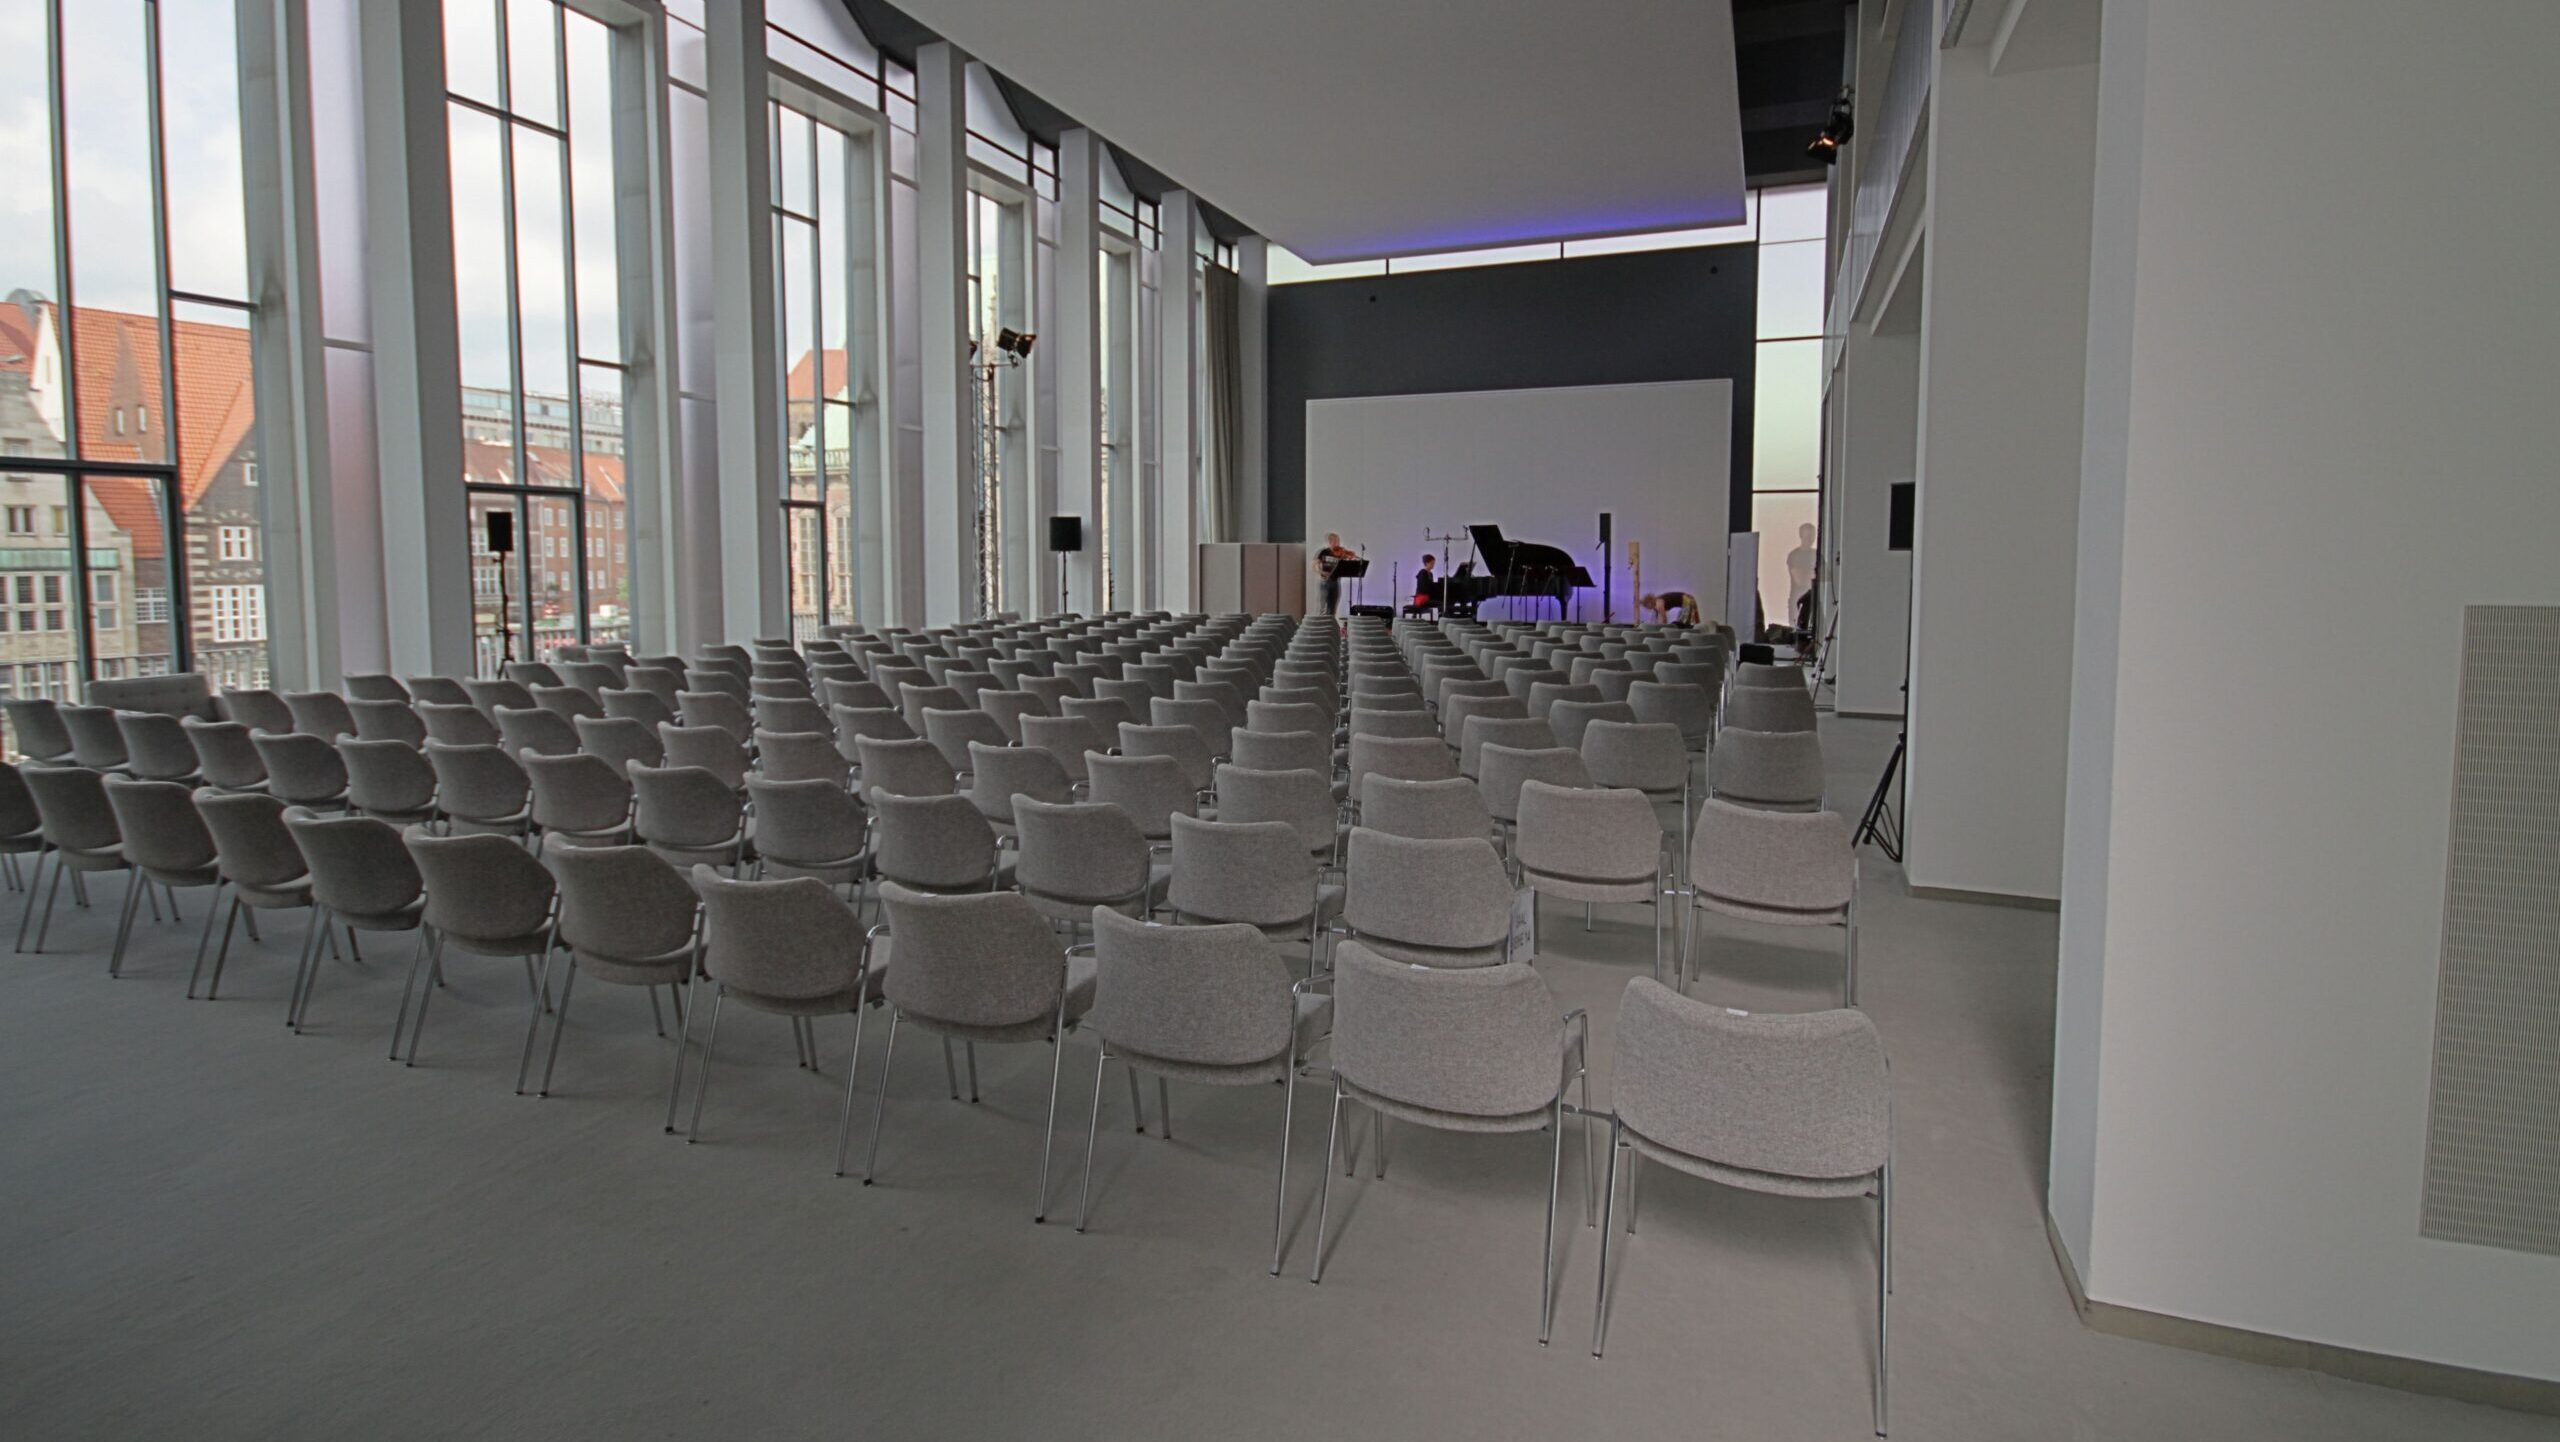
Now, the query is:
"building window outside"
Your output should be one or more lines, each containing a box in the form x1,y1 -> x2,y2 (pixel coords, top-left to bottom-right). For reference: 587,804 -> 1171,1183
217,524 -> 254,561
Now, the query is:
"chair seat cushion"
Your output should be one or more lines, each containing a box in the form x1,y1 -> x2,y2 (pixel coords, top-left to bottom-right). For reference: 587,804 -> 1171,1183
1623,1122 -> 1878,1199
1114,992 -> 1332,1085
1690,891 -> 1848,929
897,953 -> 1094,1044
1336,1073 -> 1553,1135
1520,867 -> 1656,905
1341,932 -> 1507,969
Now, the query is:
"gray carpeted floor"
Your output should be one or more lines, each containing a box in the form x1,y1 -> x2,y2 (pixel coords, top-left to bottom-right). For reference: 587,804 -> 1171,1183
0,718 -> 2545,1440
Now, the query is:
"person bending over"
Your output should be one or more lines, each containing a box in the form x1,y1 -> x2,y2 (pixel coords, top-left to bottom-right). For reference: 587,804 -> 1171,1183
1638,590 -> 1703,627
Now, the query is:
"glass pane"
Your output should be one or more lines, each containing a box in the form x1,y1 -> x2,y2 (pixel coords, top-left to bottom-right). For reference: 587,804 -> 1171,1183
780,214 -> 817,501
158,0 -> 251,303
524,491 -> 578,661
1752,338 -> 1821,492
503,0 -> 559,128
1758,239 -> 1826,341
776,105 -> 813,217
824,399 -> 854,622
466,489 -> 521,674
84,474 -> 171,676
1757,183 -> 1827,245
665,10 -> 706,92
565,8 -> 620,363
443,0 -> 502,107
0,0 -> 65,461
784,502 -> 822,642
816,123 -> 849,360
62,0 -> 168,464
512,126 -> 573,423
0,472 -> 78,749
173,301 -> 261,685
579,363 -> 625,644
1754,491 -> 1820,639
668,85 -> 712,397
448,104 -> 515,457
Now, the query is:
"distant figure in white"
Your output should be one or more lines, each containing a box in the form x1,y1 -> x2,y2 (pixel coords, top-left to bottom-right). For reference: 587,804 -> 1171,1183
1786,522 -> 1819,622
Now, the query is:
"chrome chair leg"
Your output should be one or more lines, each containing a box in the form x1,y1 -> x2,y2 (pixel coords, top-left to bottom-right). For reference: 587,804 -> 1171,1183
967,1041 -> 981,1103
1875,1159 -> 1891,1436
1156,1076 -> 1171,1141
664,970 -> 702,1135
1592,1116 -> 1624,1356
1268,1047 -> 1301,1276
1539,1093 -> 1564,1344
515,949 -> 560,1094
941,1035 -> 960,1099
105,868 -> 146,977
403,936 -> 447,1065
1075,1045 -> 1110,1232
534,959 -> 582,1096
1308,1075 -> 1345,1284
860,1009 -> 903,1183
830,1004 -> 870,1177
389,926 -> 430,1059
683,986 -> 727,1142
1032,995 -> 1072,1222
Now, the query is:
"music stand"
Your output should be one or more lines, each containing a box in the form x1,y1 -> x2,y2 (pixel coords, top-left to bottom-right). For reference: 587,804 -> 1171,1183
1331,556 -> 1370,611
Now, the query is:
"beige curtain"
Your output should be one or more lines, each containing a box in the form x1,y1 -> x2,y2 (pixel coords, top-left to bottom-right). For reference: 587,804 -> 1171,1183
1201,264 -> 1244,542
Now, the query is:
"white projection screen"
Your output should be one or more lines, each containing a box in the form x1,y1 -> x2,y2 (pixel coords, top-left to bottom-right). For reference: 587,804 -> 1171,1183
1302,381 -> 1732,620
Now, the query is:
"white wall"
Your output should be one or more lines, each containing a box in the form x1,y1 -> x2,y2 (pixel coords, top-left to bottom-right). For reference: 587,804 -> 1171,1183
1302,381 -> 1731,619
1832,326 -> 1916,717
2058,0 -> 2560,1378
1902,44 -> 2096,900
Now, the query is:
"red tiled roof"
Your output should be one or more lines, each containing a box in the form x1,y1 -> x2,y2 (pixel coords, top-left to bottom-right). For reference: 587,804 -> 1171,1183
462,436 -> 626,505
785,348 -> 850,402
51,306 -> 258,560
0,303 -> 38,378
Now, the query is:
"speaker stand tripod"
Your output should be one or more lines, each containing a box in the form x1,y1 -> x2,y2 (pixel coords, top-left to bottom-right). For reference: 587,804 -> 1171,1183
1853,728 -> 1905,863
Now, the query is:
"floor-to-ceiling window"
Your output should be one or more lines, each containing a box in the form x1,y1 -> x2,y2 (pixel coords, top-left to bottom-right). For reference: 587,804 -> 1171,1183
445,0 -> 631,673
1752,183 -> 1829,639
964,187 -> 1026,618
773,100 -> 860,643
0,0 -> 270,751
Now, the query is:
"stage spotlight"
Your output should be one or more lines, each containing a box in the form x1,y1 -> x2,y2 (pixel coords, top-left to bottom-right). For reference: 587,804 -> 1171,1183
996,328 -> 1038,359
1808,86 -> 1855,164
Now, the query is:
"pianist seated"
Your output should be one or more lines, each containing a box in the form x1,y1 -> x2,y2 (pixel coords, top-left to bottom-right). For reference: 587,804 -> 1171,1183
1404,554 -> 1443,616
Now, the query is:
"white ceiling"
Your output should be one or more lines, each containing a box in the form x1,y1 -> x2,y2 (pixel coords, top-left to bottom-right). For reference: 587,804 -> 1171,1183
894,0 -> 1748,264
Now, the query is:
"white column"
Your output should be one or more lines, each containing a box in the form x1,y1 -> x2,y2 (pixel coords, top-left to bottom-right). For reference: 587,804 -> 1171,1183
1831,324 -> 1916,718
913,42 -> 971,626
703,0 -> 782,644
236,0 -> 337,687
615,4 -> 690,657
1155,191 -> 1199,611
2054,0 -> 2560,1383
1237,234 -> 1269,544
1054,130 -> 1103,616
357,0 -> 472,678
1900,39 -> 2097,901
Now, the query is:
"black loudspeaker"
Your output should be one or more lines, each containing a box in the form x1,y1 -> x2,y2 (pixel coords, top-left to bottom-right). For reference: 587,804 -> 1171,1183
485,510 -> 515,555
1047,516 -> 1084,553
1598,511 -> 1613,546
1887,483 -> 1915,551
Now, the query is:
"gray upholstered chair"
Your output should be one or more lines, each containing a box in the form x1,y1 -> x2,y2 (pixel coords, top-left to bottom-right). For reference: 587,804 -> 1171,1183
1732,661 -> 1806,691
749,674 -> 815,703
402,675 -> 472,707
1172,678 -> 1249,733
536,845 -> 701,1114
1684,800 -> 1859,1003
753,695 -> 832,739
116,711 -> 201,784
869,790 -> 1002,894
1458,714 -> 1554,781
1549,699 -> 1637,755
1347,689 -> 1423,714
460,677 -> 536,718
629,763 -> 749,873
1075,906 -> 1326,1271
832,705 -> 916,764
193,789 -> 316,1004
417,701 -> 501,748
530,683 -> 604,723
218,687 -> 295,734
1092,678 -> 1156,719
1441,691 -> 1525,748
14,764 -> 132,950
1346,706 -> 1436,743
1594,668 -> 1646,704
1083,752 -> 1195,843
1436,676 -> 1507,717
859,881 -> 1094,1216
1018,714 -> 1110,788
251,731 -> 349,811
1150,697 -> 1236,760
621,665 -> 684,707
557,662 -> 619,699
574,714 -> 663,774
1501,668 -> 1567,706
101,778 -> 220,980
282,808 -> 425,1035
1479,743 -> 1594,849
977,689 -> 1051,745
965,741 -> 1074,834
1309,939 -> 1590,1347
1359,774 -> 1492,843
1592,980 -> 1891,1433
679,869 -> 872,1161
1526,682 -> 1603,726
1339,828 -> 1512,968
397,827 -> 560,1078
1515,781 -> 1671,976
745,776 -> 868,891
1635,680 -> 1727,746
503,662 -> 563,690
897,683 -> 966,736
284,691 -> 358,740
1117,723 -> 1217,795
59,705 -> 129,771
823,678 -> 892,711
349,699 -> 428,748
1654,661 -> 1725,695
340,738 -> 440,825
1709,727 -> 1826,810
1011,797 -> 1156,925
923,707 -> 1009,778
0,762 -> 41,890
1583,720 -> 1697,857
747,729 -> 843,787
1019,675 -> 1078,714
656,723 -> 749,791
3,698 -> 75,764
856,735 -> 956,800
494,705 -> 580,760
423,741 -> 531,836
1346,735 -> 1458,810
600,687 -> 678,732
1213,764 -> 1339,864
1062,694 -> 1140,737
525,751 -> 634,853
1230,729 -> 1338,795
1245,699 -> 1333,742
676,690 -> 754,743
1166,814 -> 1339,960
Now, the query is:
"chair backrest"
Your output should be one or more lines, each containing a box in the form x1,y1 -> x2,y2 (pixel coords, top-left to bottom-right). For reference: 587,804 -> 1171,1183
0,762 -> 35,837
60,706 -> 128,769
922,707 -> 1008,772
1342,828 -> 1512,958
558,662 -> 619,698
183,717 -> 269,792
284,691 -> 359,740
574,714 -> 663,773
1515,780 -> 1660,886
623,665 -> 685,704
1359,774 -> 1491,841
976,689 -> 1052,744
1458,714 -> 1555,778
1687,799 -> 1853,916
656,723 -> 749,790
417,701 -> 502,748
1526,682 -> 1603,725
548,843 -> 698,965
1245,700 -> 1331,741
628,763 -> 746,853
869,790 -> 997,890
3,698 -> 74,761
1061,695 -> 1138,735
525,751 -> 633,837
823,677 -> 892,711
1346,734 -> 1457,798
406,828 -> 557,946
1173,678 -> 1249,730
1615,978 -> 1888,1180
1347,707 -> 1436,742
876,881 -> 1072,1028
1501,668 -> 1566,704
349,699 -> 429,748
1478,743 -> 1593,824
677,690 -> 754,741
1092,678 -> 1156,716
1227,728 -> 1327,780
749,675 -> 815,703
495,705 -> 581,759
403,675 -> 473,707
1724,684 -> 1815,735
897,683 -> 966,735
1548,699 -> 1637,754
690,867 -> 865,998
283,808 -> 423,918
422,741 -> 530,828
744,776 -> 867,870
197,788 -> 306,889
1011,797 -> 1151,908
1088,907 -> 1292,1066
598,687 -> 677,731
1579,720 -> 1688,793
251,731 -> 349,807
1017,714 -> 1108,783
1733,661 -> 1805,691
1117,722 -> 1215,791
530,684 -> 605,722
1083,752 -> 1195,841
103,777 -> 215,874
1212,764 -> 1334,859
753,695 -> 831,738
856,734 -> 956,799
964,740 -> 1073,824
1710,727 -> 1826,808
345,673 -> 411,703
753,729 -> 848,786
504,662 -> 563,689
461,677 -> 537,716
1167,813 -> 1317,928
116,711 -> 200,782
218,688 -> 295,734
1331,941 -> 1564,1118
1439,690 -> 1523,744
340,737 -> 439,817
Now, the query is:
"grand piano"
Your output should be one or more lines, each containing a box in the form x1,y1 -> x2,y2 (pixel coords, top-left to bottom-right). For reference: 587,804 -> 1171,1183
1442,524 -> 1596,620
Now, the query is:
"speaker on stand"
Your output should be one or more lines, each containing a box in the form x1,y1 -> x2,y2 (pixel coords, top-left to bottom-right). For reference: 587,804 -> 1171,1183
485,509 -> 516,667
1047,516 -> 1083,616
1598,511 -> 1614,624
